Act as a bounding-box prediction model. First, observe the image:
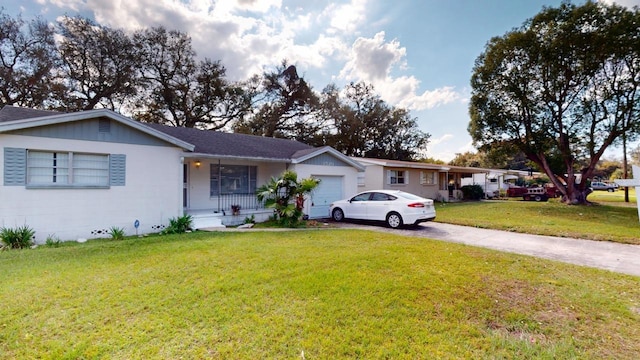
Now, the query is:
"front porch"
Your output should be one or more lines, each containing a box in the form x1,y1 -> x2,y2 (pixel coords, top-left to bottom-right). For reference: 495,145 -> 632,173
186,193 -> 273,228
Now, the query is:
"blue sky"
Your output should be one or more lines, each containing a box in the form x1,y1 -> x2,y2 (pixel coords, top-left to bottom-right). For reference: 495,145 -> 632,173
3,0 -> 639,161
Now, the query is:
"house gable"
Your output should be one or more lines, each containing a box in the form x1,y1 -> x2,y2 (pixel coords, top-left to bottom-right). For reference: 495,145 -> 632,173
0,106 -> 194,151
5,117 -> 173,147
299,152 -> 351,167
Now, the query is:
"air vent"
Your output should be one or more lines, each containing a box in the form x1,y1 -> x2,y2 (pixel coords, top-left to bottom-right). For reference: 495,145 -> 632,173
98,119 -> 111,133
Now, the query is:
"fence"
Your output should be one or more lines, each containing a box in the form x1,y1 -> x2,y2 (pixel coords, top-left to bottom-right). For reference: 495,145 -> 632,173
213,193 -> 266,214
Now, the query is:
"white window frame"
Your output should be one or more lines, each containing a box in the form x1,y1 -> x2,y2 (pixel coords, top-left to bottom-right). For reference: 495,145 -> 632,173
357,172 -> 365,186
210,164 -> 257,197
387,170 -> 408,185
420,171 -> 437,185
26,150 -> 110,188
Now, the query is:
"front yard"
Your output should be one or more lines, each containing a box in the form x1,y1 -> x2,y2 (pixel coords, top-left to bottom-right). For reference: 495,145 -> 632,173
434,195 -> 640,245
1,230 -> 639,359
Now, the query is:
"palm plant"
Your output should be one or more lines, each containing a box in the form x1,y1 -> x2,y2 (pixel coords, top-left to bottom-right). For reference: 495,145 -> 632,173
256,170 -> 320,227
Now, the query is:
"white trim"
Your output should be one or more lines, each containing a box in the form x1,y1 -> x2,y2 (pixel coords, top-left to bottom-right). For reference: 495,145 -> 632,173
293,147 -> 365,171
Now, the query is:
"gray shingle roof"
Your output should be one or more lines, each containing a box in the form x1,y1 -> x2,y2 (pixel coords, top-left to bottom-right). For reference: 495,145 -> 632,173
144,123 -> 314,160
1,106 -> 315,160
0,106 -> 60,122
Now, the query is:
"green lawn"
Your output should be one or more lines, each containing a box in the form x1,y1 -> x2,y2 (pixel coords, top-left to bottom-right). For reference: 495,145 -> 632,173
434,194 -> 640,245
1,231 -> 639,359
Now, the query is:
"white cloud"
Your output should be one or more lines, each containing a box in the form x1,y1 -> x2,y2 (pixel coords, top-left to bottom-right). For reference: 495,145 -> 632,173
426,138 -> 477,163
599,0 -> 640,7
340,32 -> 405,81
429,134 -> 454,147
340,31 -> 461,111
322,0 -> 369,35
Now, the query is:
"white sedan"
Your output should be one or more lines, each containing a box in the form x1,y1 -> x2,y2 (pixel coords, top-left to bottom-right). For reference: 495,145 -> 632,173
329,190 -> 436,228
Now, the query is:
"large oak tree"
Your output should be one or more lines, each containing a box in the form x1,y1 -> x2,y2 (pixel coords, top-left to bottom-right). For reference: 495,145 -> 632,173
0,11 -> 59,109
469,2 -> 640,204
56,16 -> 141,111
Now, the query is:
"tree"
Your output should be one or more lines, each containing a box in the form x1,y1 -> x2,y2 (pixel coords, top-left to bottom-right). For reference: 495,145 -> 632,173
469,2 -> 640,204
449,151 -> 488,168
234,61 -> 321,139
322,82 -> 430,160
0,11 -> 59,108
56,16 -> 141,111
255,170 -> 320,227
631,143 -> 640,166
133,27 -> 248,129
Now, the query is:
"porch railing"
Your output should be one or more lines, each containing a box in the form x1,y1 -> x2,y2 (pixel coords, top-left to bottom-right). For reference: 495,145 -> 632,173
212,193 -> 266,214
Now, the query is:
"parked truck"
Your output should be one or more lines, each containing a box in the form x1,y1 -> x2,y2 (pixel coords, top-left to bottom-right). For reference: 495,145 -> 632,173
507,185 -> 559,201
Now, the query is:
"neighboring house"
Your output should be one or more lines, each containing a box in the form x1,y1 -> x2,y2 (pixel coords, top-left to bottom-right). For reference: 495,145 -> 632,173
353,157 -> 524,201
1,106 -> 363,242
460,171 -> 528,198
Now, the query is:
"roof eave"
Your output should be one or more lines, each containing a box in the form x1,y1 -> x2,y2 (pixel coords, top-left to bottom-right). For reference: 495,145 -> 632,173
183,153 -> 293,163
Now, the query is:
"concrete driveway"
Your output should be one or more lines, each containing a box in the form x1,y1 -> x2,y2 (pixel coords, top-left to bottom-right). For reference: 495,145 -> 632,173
332,221 -> 640,277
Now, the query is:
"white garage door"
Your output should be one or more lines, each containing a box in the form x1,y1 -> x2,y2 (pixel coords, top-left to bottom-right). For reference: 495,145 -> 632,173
309,176 -> 343,219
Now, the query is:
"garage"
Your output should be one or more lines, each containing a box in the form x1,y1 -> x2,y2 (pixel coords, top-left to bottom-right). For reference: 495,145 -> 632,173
309,175 -> 343,219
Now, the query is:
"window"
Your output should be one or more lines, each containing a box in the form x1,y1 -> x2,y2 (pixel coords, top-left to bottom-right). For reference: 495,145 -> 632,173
27,150 -> 109,187
420,171 -> 437,185
351,192 -> 372,202
210,164 -> 257,196
357,172 -> 365,186
387,170 -> 407,185
371,192 -> 396,201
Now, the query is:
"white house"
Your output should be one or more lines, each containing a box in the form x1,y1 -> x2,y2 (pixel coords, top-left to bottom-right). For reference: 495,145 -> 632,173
460,171 -> 526,198
1,106 -> 363,242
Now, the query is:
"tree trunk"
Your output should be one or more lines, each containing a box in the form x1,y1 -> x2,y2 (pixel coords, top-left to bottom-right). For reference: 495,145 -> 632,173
561,187 -> 591,205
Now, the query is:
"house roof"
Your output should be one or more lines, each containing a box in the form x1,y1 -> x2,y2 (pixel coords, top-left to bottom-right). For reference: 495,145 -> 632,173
0,105 -> 195,151
0,106 -> 59,122
355,157 -> 448,171
145,123 -> 315,162
354,157 -> 531,176
0,106 -> 361,168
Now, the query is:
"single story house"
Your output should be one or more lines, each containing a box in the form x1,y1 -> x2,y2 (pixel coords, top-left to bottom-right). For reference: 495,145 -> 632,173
1,106 -> 363,242
353,157 -> 527,201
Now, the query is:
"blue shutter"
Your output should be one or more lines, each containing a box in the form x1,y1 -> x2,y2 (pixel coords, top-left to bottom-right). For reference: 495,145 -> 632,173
4,147 -> 27,186
109,154 -> 126,186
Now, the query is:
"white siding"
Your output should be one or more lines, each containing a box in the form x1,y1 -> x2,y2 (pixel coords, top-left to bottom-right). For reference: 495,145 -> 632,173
291,163 -> 360,217
0,134 -> 184,242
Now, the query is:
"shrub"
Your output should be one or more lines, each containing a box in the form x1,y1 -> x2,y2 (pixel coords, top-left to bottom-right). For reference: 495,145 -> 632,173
109,226 -> 126,240
244,214 -> 255,224
0,225 -> 35,249
45,234 -> 62,247
460,185 -> 485,200
162,215 -> 193,234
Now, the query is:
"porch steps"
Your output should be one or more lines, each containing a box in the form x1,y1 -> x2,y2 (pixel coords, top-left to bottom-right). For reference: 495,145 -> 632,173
190,213 -> 226,230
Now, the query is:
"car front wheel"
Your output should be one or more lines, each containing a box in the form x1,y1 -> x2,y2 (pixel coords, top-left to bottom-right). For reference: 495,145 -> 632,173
332,208 -> 345,222
607,188 -> 614,192
386,212 -> 403,228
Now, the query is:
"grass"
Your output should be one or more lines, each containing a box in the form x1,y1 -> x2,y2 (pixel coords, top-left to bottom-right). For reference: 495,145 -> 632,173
587,187 -> 636,204
434,192 -> 640,245
0,231 -> 639,359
